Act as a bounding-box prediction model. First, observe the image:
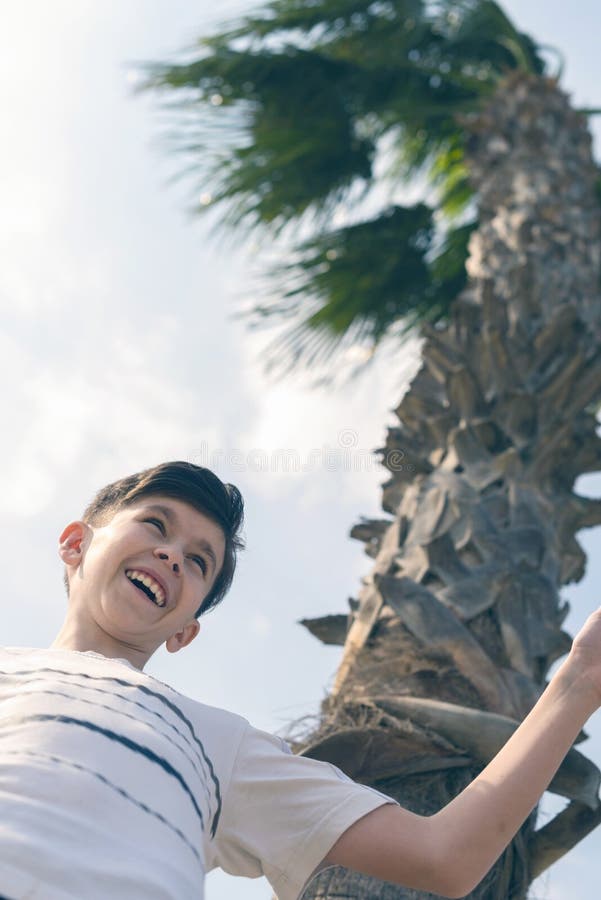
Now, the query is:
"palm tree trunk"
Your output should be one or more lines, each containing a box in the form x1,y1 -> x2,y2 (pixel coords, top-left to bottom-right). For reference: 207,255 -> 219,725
297,72 -> 601,899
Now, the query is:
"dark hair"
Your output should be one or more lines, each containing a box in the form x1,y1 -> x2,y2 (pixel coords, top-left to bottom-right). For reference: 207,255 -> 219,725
64,461 -> 245,617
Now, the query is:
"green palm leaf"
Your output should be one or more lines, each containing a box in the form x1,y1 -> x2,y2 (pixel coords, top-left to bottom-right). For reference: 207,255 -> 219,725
137,0 -> 548,372
243,207 -> 475,376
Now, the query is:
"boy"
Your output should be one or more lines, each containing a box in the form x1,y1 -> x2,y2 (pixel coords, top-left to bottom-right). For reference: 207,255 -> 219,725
0,460 -> 599,899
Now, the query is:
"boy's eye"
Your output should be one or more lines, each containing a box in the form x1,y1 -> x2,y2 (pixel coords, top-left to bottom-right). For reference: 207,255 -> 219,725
144,517 -> 165,533
192,556 -> 207,575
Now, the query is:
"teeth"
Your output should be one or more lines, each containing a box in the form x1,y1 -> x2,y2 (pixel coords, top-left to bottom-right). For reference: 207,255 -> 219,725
125,570 -> 166,607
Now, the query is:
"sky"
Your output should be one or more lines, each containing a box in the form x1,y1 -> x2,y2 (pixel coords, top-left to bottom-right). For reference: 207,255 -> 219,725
0,1 -> 599,898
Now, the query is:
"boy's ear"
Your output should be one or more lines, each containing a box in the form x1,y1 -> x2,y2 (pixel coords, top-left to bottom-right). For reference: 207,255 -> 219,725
165,620 -> 201,655
59,521 -> 93,567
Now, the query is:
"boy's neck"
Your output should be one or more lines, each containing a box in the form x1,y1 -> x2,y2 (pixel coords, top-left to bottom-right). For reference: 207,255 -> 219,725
50,619 -> 151,671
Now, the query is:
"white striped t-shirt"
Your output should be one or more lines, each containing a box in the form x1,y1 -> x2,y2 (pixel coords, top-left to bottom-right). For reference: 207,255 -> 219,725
0,647 -> 396,900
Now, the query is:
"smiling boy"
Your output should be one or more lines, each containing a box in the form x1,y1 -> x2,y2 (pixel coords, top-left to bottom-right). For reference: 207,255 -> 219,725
53,494 -> 229,671
0,460 -> 600,899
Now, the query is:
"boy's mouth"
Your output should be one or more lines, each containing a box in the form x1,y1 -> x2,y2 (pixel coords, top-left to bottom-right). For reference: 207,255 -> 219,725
125,570 -> 167,608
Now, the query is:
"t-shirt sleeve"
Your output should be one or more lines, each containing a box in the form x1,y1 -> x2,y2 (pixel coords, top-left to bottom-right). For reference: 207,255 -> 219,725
212,722 -> 399,900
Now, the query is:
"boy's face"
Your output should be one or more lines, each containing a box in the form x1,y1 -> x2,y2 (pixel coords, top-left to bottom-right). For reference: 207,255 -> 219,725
57,495 -> 226,668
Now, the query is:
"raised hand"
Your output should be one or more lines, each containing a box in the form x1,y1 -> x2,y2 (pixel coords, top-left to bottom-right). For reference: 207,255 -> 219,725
565,608 -> 601,709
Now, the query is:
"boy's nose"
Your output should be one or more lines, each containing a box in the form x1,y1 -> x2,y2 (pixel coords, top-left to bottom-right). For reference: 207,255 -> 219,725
156,549 -> 180,573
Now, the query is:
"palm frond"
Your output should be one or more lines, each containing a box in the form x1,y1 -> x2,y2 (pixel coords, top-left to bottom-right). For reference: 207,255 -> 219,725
207,0 -> 428,45
433,1 -> 546,74
140,47 -> 375,230
240,207 -> 475,375
136,0 -> 554,372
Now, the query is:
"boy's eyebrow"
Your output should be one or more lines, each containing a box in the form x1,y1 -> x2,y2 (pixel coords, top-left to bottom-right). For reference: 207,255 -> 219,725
144,503 -> 218,575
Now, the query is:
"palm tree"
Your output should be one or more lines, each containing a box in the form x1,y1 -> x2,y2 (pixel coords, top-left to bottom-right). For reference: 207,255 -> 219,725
137,2 -> 601,896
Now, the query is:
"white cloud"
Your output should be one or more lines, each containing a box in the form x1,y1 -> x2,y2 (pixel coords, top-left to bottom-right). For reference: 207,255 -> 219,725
231,327 -> 422,508
0,312 -> 223,518
248,612 -> 273,638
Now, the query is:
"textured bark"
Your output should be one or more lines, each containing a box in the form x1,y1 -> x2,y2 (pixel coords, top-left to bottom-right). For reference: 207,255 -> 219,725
297,73 -> 601,899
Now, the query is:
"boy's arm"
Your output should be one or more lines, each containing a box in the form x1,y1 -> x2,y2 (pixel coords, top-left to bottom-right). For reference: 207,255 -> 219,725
317,610 -> 601,899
